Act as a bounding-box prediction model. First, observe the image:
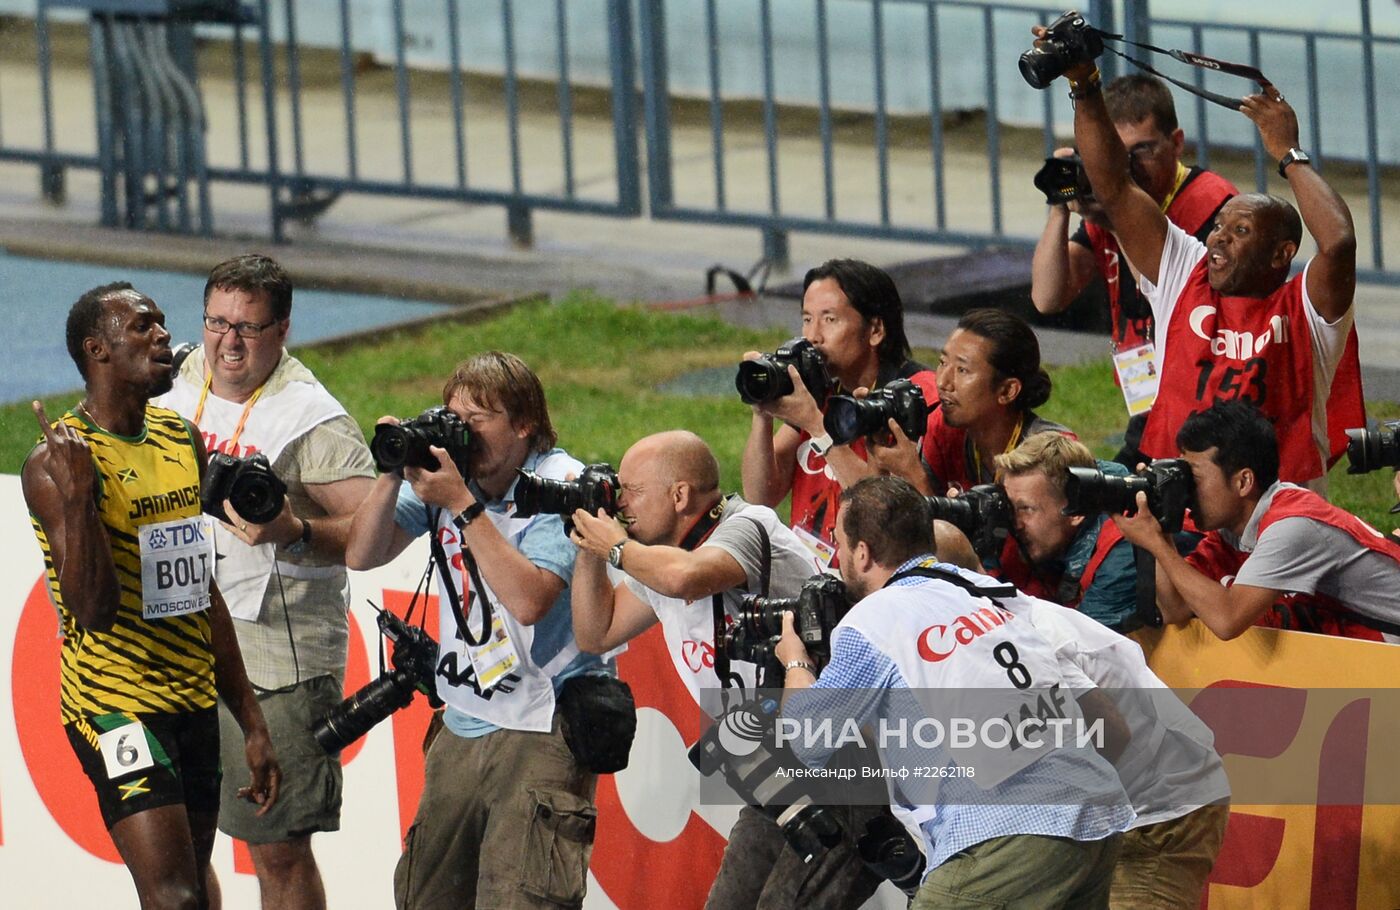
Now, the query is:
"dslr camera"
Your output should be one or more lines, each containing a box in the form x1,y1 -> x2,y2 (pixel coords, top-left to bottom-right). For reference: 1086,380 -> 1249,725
515,463 -> 621,522
312,609 -> 443,755
1034,153 -> 1094,205
717,573 -> 853,667
736,338 -> 831,406
690,696 -> 845,864
926,485 -> 1014,562
1063,458 -> 1194,534
1019,10 -> 1105,89
1345,422 -> 1400,475
201,452 -> 287,524
824,379 -> 930,447
370,406 -> 471,477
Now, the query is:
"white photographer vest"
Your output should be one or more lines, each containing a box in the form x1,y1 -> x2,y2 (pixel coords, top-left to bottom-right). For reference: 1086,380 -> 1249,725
158,351 -> 349,621
432,450 -> 583,732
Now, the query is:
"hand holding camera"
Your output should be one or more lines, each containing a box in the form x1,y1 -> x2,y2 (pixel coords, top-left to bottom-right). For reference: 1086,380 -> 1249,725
824,378 -> 929,448
737,339 -> 832,436
1022,10 -> 1105,89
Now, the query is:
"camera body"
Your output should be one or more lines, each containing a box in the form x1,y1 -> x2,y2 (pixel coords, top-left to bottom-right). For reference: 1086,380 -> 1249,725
312,610 -> 442,755
689,696 -> 844,864
719,573 -> 852,667
370,406 -> 471,477
1063,458 -> 1195,534
1019,10 -> 1104,89
824,379 -> 930,447
515,463 -> 620,519
736,338 -> 832,406
1034,153 -> 1095,205
201,451 -> 287,524
1345,423 -> 1400,474
926,485 -> 1014,562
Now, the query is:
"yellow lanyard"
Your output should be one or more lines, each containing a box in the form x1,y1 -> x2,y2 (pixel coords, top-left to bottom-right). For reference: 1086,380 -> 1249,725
1158,162 -> 1190,214
192,371 -> 266,451
970,413 -> 1025,485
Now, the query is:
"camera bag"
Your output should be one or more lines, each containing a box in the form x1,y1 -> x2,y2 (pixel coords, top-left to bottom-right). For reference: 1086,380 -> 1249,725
558,674 -> 637,774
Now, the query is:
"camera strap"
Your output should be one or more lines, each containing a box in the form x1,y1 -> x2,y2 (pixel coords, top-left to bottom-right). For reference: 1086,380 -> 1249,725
708,501 -> 770,695
887,562 -> 1019,605
426,507 -> 492,648
1094,30 -> 1273,111
1131,545 -> 1164,631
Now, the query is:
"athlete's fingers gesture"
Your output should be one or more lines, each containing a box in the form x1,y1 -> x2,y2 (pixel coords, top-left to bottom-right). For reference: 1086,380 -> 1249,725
32,401 -> 95,500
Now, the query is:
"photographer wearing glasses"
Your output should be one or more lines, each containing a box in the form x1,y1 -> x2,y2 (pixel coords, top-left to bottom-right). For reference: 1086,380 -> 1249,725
570,430 -> 883,909
777,476 -> 1133,908
157,255 -> 374,910
1030,74 -> 1236,469
742,259 -> 938,560
345,352 -> 611,910
1114,401 -> 1400,642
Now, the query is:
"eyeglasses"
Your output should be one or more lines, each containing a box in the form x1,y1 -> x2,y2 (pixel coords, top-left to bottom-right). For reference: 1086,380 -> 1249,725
203,314 -> 281,339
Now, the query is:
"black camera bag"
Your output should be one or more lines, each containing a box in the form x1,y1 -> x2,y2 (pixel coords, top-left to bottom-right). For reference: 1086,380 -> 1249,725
558,675 -> 637,774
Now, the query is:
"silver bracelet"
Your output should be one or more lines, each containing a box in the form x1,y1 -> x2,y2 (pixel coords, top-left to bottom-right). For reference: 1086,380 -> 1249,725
784,659 -> 816,675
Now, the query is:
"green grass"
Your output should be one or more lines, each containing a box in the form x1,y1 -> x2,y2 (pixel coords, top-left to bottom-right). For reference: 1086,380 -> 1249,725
4,292 -> 1397,530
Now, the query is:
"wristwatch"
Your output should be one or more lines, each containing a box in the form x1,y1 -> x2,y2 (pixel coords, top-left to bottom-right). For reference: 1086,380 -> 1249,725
1278,148 -> 1310,178
607,539 -> 627,569
808,432 -> 835,457
784,659 -> 816,675
285,518 -> 312,556
453,501 -> 486,531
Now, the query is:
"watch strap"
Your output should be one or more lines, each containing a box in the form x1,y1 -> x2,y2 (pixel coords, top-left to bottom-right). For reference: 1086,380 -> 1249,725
607,540 -> 627,569
1278,148 -> 1310,178
453,501 -> 486,530
784,659 -> 816,675
808,432 -> 835,457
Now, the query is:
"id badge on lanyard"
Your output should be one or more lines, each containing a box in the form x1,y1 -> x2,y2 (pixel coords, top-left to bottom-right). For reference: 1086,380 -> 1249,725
138,515 -> 215,619
1112,341 -> 1160,416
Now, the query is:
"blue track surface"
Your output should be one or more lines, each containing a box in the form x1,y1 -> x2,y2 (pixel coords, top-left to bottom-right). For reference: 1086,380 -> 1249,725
0,251 -> 447,403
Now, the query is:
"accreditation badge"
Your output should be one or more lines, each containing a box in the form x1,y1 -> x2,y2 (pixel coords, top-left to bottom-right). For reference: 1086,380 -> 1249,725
138,515 -> 215,619
465,610 -> 522,692
1112,341 -> 1160,416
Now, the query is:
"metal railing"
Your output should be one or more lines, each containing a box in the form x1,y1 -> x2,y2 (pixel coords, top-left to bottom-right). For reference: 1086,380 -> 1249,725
0,0 -> 1393,281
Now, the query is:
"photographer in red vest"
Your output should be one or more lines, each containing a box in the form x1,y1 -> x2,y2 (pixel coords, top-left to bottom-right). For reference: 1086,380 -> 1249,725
1114,401 -> 1400,641
1054,29 -> 1363,492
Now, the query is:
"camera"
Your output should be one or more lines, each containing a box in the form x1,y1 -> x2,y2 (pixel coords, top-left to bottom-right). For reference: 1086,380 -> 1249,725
1034,153 -> 1094,205
1019,10 -> 1105,90
312,609 -> 443,755
718,574 -> 852,667
201,452 -> 287,524
736,338 -> 831,406
690,696 -> 844,864
1345,423 -> 1400,474
1063,458 -> 1195,534
926,485 -> 1014,562
824,379 -> 930,447
370,406 -> 471,477
515,463 -> 620,519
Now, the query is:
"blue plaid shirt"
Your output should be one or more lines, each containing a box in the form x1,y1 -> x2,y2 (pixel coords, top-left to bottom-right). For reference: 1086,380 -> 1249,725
787,556 -> 1134,874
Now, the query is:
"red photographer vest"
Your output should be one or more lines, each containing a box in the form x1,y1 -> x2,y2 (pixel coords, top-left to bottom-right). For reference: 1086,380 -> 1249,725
1185,487 -> 1400,641
1083,166 -> 1235,354
1001,519 -> 1123,609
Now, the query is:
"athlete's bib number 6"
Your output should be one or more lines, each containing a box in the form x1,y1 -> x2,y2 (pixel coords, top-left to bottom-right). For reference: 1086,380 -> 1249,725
98,721 -> 156,779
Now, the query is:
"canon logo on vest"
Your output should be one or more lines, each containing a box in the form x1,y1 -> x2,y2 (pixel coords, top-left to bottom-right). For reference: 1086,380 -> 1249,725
1188,307 -> 1291,360
796,437 -> 836,479
916,604 -> 1017,662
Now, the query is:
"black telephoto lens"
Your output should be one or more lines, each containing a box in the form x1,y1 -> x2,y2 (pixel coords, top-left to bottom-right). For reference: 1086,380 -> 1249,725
736,358 -> 794,405
311,669 -> 418,755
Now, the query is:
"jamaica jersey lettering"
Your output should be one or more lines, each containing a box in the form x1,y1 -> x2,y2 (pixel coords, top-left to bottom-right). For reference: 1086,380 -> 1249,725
29,406 -> 218,725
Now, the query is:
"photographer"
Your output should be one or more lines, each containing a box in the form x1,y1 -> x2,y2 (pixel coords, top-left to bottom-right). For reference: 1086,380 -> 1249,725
569,430 -> 882,910
1047,16 -> 1362,490
158,254 -> 374,910
742,259 -> 938,556
777,477 -> 1133,907
1114,401 -> 1400,641
992,434 -> 1141,631
24,283 -> 279,908
345,352 -> 610,910
1030,74 -> 1236,468
872,309 -> 1073,511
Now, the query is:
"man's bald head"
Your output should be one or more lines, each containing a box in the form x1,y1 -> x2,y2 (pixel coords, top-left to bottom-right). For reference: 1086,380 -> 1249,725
627,430 -> 720,493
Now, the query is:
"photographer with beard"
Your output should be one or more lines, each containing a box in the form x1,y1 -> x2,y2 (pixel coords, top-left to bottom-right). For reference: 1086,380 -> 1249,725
345,352 -> 611,910
742,259 -> 938,559
776,476 -> 1133,908
1114,401 -> 1400,642
570,430 -> 882,910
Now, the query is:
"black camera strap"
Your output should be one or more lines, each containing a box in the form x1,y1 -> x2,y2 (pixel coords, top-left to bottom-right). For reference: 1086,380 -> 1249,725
1094,30 -> 1273,111
426,506 -> 492,648
1132,545 -> 1165,631
887,562 -> 1019,605
707,499 -> 770,695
